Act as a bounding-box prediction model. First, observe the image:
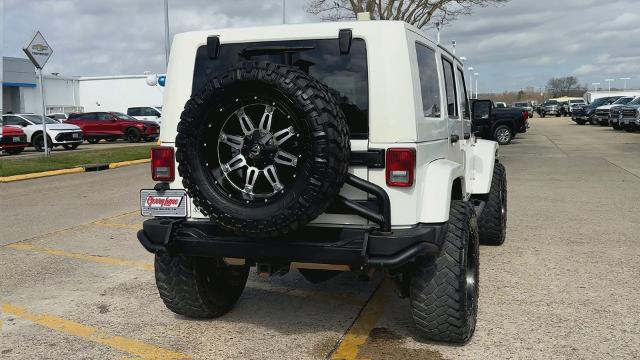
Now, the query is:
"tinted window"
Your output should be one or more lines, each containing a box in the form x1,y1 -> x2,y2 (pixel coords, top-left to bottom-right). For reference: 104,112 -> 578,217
193,38 -> 369,138
127,108 -> 142,116
3,116 -> 25,126
456,67 -> 469,119
415,43 -> 440,118
141,107 -> 160,116
97,113 -> 114,120
442,57 -> 458,118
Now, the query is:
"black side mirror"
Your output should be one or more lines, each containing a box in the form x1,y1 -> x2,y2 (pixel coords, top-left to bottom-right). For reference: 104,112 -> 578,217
471,100 -> 492,134
21,122 -> 29,127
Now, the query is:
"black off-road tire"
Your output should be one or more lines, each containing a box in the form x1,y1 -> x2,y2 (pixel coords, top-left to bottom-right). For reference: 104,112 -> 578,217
154,254 -> 249,318
410,200 -> 480,343
176,61 -> 350,237
477,162 -> 507,245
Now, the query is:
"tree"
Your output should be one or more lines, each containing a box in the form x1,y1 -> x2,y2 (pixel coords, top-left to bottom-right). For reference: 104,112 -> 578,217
307,0 -> 510,29
546,76 -> 581,97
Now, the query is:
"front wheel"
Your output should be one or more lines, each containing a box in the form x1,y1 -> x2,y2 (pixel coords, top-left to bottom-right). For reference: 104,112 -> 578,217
126,128 -> 142,143
32,133 -> 53,152
155,255 -> 249,318
575,120 -> 585,125
62,143 -> 80,150
410,201 -> 479,343
493,125 -> 513,145
87,138 -> 100,144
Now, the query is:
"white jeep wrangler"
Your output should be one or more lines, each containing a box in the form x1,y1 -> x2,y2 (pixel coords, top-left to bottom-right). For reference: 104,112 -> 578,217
138,20 -> 507,344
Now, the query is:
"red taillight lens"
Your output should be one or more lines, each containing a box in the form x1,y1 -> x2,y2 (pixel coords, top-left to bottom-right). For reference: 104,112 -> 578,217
386,148 -> 415,187
151,146 -> 175,182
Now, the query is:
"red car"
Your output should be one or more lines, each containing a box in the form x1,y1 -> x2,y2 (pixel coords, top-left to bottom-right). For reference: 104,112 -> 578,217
0,124 -> 29,155
65,112 -> 160,143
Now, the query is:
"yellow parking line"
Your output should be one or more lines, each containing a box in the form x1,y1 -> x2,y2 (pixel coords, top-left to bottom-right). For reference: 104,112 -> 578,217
0,303 -> 190,359
330,280 -> 391,360
0,167 -> 85,183
109,158 -> 150,169
5,243 -> 153,271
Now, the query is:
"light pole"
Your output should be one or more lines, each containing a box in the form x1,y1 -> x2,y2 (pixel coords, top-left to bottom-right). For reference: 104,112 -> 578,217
163,0 -> 170,69
282,0 -> 286,24
467,67 -> 474,98
604,78 -> 614,92
620,77 -> 631,90
474,72 -> 479,99
451,40 -> 456,55
592,82 -> 600,92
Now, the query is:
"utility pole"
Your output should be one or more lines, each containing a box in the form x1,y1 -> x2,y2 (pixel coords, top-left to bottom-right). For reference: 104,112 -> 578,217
163,0 -> 170,68
282,0 -> 286,23
592,82 -> 600,92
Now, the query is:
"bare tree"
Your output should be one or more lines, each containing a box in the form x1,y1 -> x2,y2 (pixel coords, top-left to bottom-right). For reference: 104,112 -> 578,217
307,0 -> 510,28
546,76 -> 581,97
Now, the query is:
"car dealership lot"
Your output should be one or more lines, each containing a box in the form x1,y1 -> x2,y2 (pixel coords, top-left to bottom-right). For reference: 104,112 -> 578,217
1,118 -> 639,359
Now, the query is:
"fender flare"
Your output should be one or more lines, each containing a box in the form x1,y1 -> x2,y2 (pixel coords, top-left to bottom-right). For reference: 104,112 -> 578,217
468,139 -> 498,195
417,159 -> 465,223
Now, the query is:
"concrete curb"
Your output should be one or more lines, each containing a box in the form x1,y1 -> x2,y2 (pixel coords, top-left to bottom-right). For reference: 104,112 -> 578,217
0,159 -> 150,183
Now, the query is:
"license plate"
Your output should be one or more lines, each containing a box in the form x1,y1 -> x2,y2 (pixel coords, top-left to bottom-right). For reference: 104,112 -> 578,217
72,133 -> 79,138
13,137 -> 21,142
140,189 -> 187,217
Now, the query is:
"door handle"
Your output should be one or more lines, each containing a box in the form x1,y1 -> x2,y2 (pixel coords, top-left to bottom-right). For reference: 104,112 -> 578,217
450,134 -> 460,143
463,132 -> 471,140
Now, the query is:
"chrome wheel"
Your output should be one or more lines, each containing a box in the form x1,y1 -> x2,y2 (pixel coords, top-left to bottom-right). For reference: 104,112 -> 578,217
205,100 -> 303,203
495,127 -> 511,144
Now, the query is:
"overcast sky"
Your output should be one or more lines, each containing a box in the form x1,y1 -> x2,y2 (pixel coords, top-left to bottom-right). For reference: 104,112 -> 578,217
3,0 -> 639,92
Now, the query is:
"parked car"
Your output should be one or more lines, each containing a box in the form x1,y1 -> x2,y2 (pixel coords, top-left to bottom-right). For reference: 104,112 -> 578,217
616,97 -> 640,132
66,112 -> 160,143
127,106 -> 162,125
472,100 -> 528,144
137,20 -> 508,344
1,114 -> 83,151
594,97 -> 635,126
568,99 -> 586,115
512,102 -> 533,118
47,113 -> 70,123
571,96 -> 621,125
609,97 -> 639,130
540,100 -> 563,117
0,124 -> 29,155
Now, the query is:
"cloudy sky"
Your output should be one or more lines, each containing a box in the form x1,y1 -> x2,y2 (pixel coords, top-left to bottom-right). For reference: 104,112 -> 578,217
3,0 -> 639,92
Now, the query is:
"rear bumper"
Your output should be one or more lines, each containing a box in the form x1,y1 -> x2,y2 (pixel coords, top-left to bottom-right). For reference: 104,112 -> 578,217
137,218 -> 445,269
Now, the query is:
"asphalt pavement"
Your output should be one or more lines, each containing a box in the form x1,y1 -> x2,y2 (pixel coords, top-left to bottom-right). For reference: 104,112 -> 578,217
1,117 -> 639,359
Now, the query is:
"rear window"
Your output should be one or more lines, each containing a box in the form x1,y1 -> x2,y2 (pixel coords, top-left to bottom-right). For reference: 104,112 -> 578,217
193,39 -> 369,139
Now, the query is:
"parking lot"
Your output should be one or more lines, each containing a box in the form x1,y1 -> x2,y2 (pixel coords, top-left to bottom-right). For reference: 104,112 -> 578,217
1,117 -> 639,359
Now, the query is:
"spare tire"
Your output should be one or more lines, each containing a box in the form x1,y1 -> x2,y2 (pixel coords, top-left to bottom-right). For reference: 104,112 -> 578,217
176,62 -> 350,237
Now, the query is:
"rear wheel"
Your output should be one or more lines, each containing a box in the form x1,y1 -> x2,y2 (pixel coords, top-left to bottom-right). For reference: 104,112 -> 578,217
154,254 -> 249,318
87,138 -> 100,144
493,125 -> 513,145
477,162 -> 507,245
5,148 -> 24,155
612,123 -> 621,130
410,200 -> 479,343
575,120 -> 585,125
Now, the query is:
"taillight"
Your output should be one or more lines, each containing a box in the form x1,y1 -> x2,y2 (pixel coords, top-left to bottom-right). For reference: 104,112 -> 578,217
386,148 -> 415,187
151,146 -> 175,181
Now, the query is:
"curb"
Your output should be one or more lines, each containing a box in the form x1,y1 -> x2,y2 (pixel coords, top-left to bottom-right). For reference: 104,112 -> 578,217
0,159 -> 150,183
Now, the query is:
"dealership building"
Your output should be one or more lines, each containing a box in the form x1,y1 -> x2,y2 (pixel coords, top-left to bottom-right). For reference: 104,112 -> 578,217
2,56 -> 163,115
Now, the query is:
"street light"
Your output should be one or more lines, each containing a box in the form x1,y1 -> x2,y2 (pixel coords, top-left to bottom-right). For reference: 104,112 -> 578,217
604,78 -> 614,92
467,67 -> 474,98
592,82 -> 600,92
474,72 -> 479,99
163,0 -> 170,69
620,77 -> 631,91
282,0 -> 286,24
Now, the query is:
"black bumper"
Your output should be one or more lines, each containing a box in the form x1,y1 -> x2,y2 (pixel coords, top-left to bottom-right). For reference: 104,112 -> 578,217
138,218 -> 445,269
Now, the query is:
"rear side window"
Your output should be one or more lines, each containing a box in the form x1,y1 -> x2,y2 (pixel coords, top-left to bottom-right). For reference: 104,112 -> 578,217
128,108 -> 141,116
442,57 -> 458,118
3,116 -> 24,126
192,39 -> 369,139
415,43 -> 440,118
456,67 -> 469,119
